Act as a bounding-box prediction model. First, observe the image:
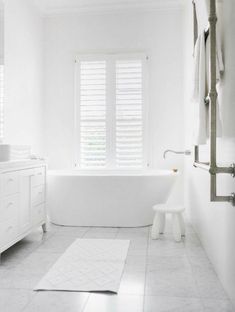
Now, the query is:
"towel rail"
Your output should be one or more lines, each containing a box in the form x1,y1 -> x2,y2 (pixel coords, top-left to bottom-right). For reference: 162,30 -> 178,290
192,0 -> 235,206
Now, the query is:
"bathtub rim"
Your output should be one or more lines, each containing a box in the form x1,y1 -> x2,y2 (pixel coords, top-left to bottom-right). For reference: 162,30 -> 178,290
47,169 -> 179,177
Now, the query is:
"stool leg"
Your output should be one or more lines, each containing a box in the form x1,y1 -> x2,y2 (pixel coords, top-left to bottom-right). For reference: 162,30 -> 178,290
179,214 -> 185,236
151,212 -> 161,239
159,213 -> 165,234
42,222 -> 48,233
172,213 -> 182,242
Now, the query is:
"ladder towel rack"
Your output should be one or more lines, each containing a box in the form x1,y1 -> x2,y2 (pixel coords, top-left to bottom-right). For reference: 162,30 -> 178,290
192,0 -> 235,206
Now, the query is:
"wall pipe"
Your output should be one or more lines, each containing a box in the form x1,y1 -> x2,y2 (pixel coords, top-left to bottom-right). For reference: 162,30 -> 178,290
192,0 -> 235,206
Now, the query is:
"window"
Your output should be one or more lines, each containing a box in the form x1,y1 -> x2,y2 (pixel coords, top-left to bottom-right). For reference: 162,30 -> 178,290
0,64 -> 3,141
75,54 -> 148,169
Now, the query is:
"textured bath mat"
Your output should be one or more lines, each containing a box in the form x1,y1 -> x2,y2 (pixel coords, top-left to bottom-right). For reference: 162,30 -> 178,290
34,239 -> 130,293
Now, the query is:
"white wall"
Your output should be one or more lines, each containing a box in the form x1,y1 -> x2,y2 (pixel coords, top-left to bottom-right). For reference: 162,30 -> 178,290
184,0 -> 235,307
43,8 -> 185,181
4,0 -> 44,154
0,2 -> 3,63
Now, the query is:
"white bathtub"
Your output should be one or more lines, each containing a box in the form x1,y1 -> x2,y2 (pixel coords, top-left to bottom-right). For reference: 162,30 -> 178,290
47,170 -> 178,227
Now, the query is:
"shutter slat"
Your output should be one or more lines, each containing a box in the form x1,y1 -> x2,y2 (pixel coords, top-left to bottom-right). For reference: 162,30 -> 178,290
79,61 -> 106,168
115,60 -> 143,168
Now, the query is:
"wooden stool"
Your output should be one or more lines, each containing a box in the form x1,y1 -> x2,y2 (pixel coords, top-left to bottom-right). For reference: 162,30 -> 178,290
151,204 -> 185,242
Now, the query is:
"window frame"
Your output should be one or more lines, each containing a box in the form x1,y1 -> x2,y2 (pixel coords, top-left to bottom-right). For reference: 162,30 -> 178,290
74,52 -> 150,170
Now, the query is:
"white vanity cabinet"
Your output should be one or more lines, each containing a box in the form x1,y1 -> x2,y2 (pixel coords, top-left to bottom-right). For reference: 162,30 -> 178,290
0,162 -> 47,258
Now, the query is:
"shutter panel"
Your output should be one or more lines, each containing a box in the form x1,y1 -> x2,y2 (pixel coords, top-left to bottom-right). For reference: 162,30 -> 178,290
0,64 -> 3,140
115,60 -> 144,168
79,61 -> 106,168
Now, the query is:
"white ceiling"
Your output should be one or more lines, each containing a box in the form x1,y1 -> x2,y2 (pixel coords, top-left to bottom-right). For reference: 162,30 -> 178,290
33,0 -> 184,15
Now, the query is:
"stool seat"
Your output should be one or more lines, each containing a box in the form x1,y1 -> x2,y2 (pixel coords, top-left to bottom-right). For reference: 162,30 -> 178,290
153,204 -> 185,213
151,204 -> 185,242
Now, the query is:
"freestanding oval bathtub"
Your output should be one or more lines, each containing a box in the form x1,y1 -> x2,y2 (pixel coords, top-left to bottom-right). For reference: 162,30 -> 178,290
47,170 -> 178,227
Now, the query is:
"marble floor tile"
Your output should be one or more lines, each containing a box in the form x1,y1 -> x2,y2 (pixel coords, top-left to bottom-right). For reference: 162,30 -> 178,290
17,251 -> 61,274
123,262 -> 147,274
188,254 -> 213,270
128,240 -> 148,254
186,245 -> 208,259
144,296 -> 204,312
87,227 -> 119,234
123,255 -> 147,274
0,289 -> 34,312
118,271 -> 146,295
22,291 -> 89,312
202,298 -> 235,312
128,247 -> 147,257
182,233 -> 202,247
82,232 -> 118,239
145,269 -> 199,298
147,255 -> 192,273
148,239 -> 186,257
128,239 -> 148,256
36,234 -> 78,252
0,267 -> 43,290
119,226 -> 149,234
56,226 -> 90,236
117,231 -> 149,240
0,247 -> 37,270
125,255 -> 147,266
192,267 -> 229,300
83,294 -> 144,312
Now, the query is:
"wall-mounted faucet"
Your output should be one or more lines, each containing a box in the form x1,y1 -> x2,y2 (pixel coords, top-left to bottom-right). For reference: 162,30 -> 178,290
163,149 -> 191,159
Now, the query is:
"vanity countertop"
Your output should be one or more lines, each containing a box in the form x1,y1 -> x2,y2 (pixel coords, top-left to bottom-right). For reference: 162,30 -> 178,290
0,159 -> 46,173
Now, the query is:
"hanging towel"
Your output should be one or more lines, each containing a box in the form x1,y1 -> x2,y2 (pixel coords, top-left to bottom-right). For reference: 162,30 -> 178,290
192,33 -> 207,145
193,0 -> 224,145
205,33 -> 224,139
192,31 -> 224,145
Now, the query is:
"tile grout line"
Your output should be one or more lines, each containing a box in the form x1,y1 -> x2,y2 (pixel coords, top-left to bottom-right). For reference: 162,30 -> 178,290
183,226 -> 206,310
115,227 -> 121,239
142,225 -> 151,311
80,293 -> 92,312
81,227 -> 92,238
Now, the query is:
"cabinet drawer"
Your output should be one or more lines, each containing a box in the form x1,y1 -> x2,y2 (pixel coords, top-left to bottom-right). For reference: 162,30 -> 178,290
0,217 -> 18,248
32,204 -> 45,225
0,194 -> 18,221
0,173 -> 19,196
31,167 -> 45,187
31,185 -> 45,207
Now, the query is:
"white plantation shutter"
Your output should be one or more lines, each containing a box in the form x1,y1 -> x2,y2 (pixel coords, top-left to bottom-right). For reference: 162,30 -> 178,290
78,60 -> 106,168
76,55 -> 147,169
0,64 -> 3,140
116,60 -> 143,168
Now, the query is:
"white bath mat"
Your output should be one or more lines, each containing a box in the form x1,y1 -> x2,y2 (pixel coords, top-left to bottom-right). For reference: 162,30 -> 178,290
35,239 -> 130,293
